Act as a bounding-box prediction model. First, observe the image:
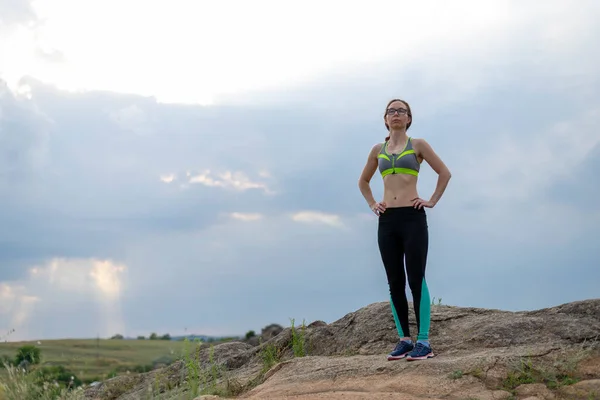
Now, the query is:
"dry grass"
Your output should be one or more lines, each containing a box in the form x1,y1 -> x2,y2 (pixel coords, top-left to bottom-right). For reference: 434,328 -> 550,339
0,339 -> 191,383
0,363 -> 86,400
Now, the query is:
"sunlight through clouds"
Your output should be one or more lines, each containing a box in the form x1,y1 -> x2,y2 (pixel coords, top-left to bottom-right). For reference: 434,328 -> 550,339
0,258 -> 128,340
28,258 -> 127,300
0,283 -> 39,337
90,260 -> 126,301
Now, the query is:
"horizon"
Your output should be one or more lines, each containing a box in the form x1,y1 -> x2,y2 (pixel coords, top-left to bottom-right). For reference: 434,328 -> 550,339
1,0 -> 599,342
2,296 -> 597,344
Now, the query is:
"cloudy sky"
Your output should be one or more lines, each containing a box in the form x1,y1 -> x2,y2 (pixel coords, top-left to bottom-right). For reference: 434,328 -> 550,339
1,0 -> 599,342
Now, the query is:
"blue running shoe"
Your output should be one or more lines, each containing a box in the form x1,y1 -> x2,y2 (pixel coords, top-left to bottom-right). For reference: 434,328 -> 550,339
387,340 -> 414,361
406,341 -> 434,361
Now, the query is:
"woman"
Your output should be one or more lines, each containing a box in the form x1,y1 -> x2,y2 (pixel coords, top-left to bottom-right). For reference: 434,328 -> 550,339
358,99 -> 451,361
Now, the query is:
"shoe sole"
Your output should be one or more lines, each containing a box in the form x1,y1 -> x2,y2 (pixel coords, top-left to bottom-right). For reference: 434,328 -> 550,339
406,352 -> 435,361
387,353 -> 410,361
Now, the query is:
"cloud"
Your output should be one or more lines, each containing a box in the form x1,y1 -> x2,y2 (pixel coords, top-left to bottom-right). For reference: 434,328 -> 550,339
229,212 -> 263,222
0,282 -> 39,334
291,211 -> 343,228
0,0 -> 522,104
0,258 -> 126,339
0,79 -> 51,186
186,170 -> 274,194
160,173 -> 176,183
546,142 -> 600,211
0,0 -> 36,31
0,1 -> 598,342
463,107 -> 600,203
109,104 -> 153,135
28,258 -> 126,300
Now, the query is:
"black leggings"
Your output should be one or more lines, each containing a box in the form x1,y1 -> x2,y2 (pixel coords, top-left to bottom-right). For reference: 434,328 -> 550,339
377,206 -> 431,341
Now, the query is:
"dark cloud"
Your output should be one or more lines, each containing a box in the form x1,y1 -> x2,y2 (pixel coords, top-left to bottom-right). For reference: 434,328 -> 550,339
0,80 -> 51,185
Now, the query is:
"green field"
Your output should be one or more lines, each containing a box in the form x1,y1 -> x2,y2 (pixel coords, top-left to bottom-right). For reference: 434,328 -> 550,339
0,338 -> 204,383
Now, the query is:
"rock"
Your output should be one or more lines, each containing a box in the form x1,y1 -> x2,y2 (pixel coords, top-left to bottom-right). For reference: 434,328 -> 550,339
82,298 -> 600,400
491,390 -> 513,399
558,379 -> 600,399
578,354 -> 600,378
195,340 -> 255,370
247,323 -> 285,346
515,383 -> 555,399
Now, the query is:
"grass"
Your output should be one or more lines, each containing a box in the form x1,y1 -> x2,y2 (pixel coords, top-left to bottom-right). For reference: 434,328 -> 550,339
431,297 -> 443,306
0,363 -> 87,400
0,338 -> 241,400
449,370 -> 463,380
0,320 -> 311,399
498,344 -> 595,396
259,343 -> 280,374
0,339 -> 195,384
290,318 -> 307,358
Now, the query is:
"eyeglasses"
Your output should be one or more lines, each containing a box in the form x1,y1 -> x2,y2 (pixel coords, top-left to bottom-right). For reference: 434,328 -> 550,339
386,107 -> 409,116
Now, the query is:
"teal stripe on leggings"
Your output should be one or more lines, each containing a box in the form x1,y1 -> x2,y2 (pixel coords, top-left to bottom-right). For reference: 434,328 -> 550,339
417,278 -> 431,341
389,297 -> 404,337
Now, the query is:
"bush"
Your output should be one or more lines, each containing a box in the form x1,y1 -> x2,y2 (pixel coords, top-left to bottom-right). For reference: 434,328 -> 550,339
1,354 -> 14,368
33,365 -> 82,389
15,345 -> 42,365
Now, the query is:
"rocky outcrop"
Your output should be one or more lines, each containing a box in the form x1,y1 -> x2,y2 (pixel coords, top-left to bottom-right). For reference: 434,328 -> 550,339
245,324 -> 284,347
84,298 -> 600,400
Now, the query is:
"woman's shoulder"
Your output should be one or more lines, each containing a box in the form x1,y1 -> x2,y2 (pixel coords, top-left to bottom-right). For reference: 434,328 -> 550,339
410,137 -> 429,148
369,142 -> 385,154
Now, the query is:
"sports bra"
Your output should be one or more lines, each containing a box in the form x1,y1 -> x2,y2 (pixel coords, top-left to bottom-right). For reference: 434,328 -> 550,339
377,137 -> 420,178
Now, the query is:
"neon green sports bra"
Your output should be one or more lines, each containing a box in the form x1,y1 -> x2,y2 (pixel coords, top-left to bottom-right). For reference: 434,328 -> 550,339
377,137 -> 420,178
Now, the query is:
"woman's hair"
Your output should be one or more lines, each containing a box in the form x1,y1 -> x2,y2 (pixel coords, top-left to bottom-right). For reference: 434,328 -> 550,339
384,98 -> 412,141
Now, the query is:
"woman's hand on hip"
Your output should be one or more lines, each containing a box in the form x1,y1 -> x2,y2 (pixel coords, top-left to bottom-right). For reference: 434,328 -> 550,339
370,201 -> 386,216
412,197 -> 435,209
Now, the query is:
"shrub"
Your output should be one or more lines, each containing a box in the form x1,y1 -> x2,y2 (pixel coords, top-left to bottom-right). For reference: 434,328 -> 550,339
15,345 -> 42,365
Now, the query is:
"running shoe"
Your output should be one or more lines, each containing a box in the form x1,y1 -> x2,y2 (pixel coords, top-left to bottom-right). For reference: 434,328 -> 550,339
387,340 -> 414,361
406,341 -> 435,361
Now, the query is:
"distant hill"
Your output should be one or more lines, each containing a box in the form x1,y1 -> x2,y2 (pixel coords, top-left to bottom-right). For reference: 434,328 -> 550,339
119,334 -> 241,342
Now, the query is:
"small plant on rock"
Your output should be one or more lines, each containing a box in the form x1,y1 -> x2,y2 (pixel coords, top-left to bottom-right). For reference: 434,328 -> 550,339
290,318 -> 307,358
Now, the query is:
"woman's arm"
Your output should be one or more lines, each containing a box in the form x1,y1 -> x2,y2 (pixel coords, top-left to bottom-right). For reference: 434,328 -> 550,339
414,139 -> 451,208
358,143 -> 386,214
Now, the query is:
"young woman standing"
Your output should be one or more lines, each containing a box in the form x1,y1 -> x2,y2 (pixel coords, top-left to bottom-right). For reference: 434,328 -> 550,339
358,99 -> 451,361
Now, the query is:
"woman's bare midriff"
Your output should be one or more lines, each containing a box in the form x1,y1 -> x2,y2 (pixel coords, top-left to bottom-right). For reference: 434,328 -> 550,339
382,174 -> 420,207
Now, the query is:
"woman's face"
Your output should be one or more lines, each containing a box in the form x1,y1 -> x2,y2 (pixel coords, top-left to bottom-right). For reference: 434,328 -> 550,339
385,100 -> 411,130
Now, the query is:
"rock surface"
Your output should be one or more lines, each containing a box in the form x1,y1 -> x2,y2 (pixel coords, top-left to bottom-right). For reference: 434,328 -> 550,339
84,298 -> 600,400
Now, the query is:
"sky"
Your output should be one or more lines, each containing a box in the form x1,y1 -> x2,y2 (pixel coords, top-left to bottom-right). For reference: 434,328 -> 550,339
0,0 -> 599,342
